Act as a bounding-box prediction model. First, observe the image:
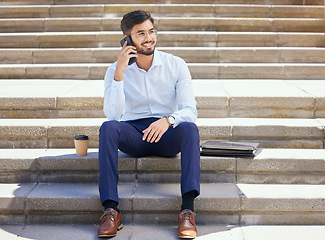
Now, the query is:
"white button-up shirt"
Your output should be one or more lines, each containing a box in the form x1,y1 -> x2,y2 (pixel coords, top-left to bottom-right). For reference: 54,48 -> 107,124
103,49 -> 197,127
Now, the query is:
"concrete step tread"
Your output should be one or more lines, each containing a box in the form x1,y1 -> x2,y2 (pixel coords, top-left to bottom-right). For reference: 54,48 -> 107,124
2,80 -> 323,119
1,117 -> 323,149
1,31 -> 324,48
1,63 -> 325,80
2,31 -> 324,36
4,62 -> 325,65
2,0 -> 325,5
1,17 -> 324,33
2,148 -> 325,161
0,117 -> 324,143
1,147 -> 324,173
1,148 -> 325,184
1,224 -> 325,240
1,16 -> 324,20
1,3 -> 324,8
2,182 -> 325,212
0,117 -> 324,128
3,63 -> 325,66
3,46 -> 325,50
0,79 -> 323,103
3,47 -> 325,64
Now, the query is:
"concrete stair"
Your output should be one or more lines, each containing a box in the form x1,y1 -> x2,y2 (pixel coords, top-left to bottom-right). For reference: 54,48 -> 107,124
1,0 -> 325,5
1,32 -> 325,48
2,182 -> 325,225
3,47 -> 325,64
1,148 -> 325,184
0,117 -> 324,149
1,224 -> 325,240
1,4 -> 325,19
2,17 -> 325,33
0,0 -> 325,235
2,62 -> 325,79
1,79 -> 324,119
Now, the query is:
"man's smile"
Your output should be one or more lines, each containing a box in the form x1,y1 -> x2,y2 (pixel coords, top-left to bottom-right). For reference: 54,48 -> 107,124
142,41 -> 154,48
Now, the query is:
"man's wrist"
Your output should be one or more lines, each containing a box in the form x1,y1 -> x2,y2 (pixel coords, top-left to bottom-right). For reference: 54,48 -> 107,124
165,115 -> 175,127
162,116 -> 169,126
113,76 -> 123,82
114,70 -> 124,82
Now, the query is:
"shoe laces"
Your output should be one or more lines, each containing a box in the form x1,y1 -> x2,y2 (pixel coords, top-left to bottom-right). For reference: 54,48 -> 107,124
100,209 -> 116,222
179,210 -> 195,224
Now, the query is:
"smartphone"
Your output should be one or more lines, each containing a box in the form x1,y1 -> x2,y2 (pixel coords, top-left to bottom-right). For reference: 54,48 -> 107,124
120,36 -> 137,65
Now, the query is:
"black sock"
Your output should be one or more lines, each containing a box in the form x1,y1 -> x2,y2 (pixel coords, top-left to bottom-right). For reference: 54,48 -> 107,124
181,190 -> 197,212
103,200 -> 120,213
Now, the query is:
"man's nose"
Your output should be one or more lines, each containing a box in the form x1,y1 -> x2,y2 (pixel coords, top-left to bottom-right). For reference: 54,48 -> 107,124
144,32 -> 153,40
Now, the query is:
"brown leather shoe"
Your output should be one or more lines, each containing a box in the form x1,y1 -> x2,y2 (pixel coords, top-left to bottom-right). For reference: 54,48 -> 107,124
177,209 -> 197,239
98,208 -> 123,238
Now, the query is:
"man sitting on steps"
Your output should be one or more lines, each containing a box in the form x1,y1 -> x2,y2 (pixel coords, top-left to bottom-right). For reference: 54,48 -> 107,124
97,10 -> 201,239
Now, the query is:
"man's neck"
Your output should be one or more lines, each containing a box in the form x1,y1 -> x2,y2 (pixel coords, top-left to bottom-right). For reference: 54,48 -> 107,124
136,54 -> 154,72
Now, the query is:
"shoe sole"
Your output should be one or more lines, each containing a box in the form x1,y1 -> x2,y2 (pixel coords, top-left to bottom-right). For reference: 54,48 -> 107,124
178,235 -> 197,239
98,223 -> 123,238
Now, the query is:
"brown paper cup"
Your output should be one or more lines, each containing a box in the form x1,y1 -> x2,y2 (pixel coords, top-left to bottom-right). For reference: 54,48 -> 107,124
74,135 -> 89,156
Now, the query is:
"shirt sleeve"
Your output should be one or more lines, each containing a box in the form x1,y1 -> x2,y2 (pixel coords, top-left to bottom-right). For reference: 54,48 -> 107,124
103,65 -> 125,120
172,58 -> 198,127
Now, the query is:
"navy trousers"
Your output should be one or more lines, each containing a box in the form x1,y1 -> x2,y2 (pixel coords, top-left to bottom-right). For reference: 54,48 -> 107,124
98,117 -> 201,205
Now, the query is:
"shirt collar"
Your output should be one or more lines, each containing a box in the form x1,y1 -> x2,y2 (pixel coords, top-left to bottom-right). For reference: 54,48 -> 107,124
130,49 -> 162,71
151,49 -> 163,67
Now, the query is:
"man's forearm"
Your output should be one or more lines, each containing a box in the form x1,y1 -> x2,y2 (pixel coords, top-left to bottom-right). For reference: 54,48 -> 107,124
103,75 -> 125,120
171,107 -> 198,127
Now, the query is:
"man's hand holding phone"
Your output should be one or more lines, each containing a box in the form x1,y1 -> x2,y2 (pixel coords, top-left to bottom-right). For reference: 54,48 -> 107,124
114,38 -> 138,82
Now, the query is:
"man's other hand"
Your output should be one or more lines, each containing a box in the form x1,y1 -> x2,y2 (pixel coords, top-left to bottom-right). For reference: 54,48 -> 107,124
142,117 -> 170,143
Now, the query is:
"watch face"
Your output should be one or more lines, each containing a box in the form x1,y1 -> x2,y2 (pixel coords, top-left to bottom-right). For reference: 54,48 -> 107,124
168,116 -> 175,124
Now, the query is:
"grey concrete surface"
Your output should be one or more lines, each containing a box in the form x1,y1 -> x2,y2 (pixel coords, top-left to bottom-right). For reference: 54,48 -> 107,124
1,182 -> 325,224
1,16 -> 325,33
1,148 -> 325,184
1,4 -> 324,19
0,117 -> 323,148
1,224 -> 325,240
3,63 -> 325,80
1,32 -> 325,48
0,79 -> 324,118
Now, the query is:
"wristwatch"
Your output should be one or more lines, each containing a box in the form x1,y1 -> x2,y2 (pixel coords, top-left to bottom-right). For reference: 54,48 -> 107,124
166,115 -> 175,126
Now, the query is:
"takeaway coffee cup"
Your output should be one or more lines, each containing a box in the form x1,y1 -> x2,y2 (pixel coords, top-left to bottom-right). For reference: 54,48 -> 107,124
74,135 -> 89,156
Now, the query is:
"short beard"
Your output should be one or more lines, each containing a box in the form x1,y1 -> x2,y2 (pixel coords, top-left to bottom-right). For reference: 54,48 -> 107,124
138,48 -> 155,56
137,41 -> 156,56
138,46 -> 156,56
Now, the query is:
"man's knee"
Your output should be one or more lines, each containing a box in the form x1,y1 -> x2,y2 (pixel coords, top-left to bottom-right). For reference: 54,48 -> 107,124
100,120 -> 120,135
177,122 -> 199,138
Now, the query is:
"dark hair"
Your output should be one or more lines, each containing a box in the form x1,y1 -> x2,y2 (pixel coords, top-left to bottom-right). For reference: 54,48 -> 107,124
121,10 -> 154,35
